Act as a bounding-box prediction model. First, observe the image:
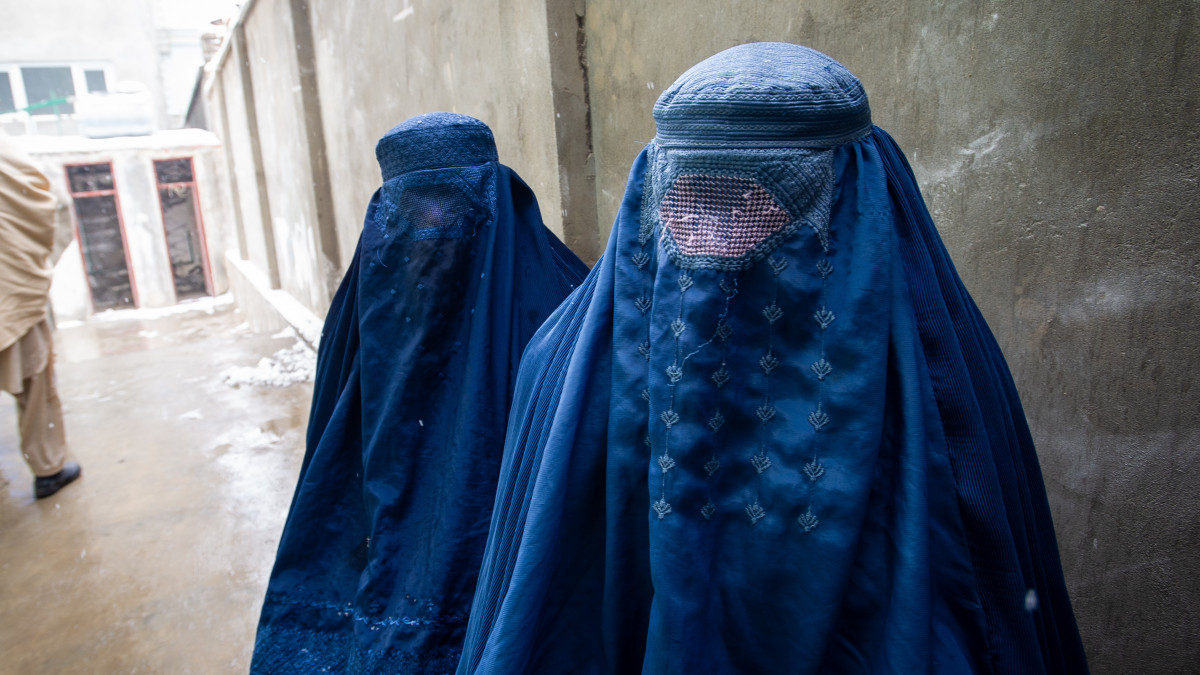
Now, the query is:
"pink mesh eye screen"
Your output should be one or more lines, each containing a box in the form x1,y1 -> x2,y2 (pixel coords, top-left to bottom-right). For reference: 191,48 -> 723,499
658,174 -> 794,270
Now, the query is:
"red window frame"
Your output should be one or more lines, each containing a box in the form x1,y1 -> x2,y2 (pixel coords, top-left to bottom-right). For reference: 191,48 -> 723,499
153,156 -> 214,297
63,160 -> 139,309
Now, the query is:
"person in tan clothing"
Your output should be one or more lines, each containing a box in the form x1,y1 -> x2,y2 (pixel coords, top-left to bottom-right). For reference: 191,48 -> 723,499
0,133 -> 80,499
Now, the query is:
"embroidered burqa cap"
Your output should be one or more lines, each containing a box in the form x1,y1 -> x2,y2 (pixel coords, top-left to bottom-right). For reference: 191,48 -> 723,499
457,43 -> 1088,674
251,112 -> 588,673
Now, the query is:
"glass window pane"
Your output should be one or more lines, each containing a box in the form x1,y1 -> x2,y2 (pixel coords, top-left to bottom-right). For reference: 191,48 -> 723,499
0,72 -> 14,113
84,69 -> 107,93
21,66 -> 75,114
67,163 -> 114,193
154,158 -> 193,184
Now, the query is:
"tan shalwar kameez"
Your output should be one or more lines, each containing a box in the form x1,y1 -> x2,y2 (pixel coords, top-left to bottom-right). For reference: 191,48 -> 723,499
0,134 -> 68,477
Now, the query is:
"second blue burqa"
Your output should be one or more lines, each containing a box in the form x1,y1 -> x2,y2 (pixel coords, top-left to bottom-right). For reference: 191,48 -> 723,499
458,44 -> 1087,674
251,113 -> 587,673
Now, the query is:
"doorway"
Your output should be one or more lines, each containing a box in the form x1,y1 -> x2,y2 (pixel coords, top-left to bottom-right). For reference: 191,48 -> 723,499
65,162 -> 136,311
154,158 -> 212,299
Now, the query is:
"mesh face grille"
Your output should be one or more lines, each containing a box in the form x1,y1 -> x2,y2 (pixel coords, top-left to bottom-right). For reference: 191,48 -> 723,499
659,174 -> 792,266
398,181 -> 484,237
374,165 -> 494,241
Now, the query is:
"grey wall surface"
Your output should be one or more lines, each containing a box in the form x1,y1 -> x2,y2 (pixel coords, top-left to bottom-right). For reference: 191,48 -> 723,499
244,0 -> 331,313
216,53 -> 274,287
205,2 -> 1198,672
308,0 -> 565,267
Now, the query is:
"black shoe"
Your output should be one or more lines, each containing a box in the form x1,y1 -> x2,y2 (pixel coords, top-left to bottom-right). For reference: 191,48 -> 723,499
34,462 -> 82,499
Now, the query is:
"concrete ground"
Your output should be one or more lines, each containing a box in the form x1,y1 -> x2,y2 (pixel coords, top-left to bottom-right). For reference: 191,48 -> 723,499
0,298 -> 313,673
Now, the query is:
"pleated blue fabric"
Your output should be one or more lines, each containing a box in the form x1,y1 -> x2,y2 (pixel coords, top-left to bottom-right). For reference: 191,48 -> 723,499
251,113 -> 588,673
457,44 -> 1088,675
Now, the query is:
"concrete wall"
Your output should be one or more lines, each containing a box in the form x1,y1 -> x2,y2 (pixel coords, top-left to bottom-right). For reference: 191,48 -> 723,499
308,0 -> 568,268
216,49 -> 275,288
204,2 -> 1198,672
243,0 -> 330,313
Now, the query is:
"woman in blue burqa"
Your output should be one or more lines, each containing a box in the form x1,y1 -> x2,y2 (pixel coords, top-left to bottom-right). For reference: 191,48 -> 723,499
457,44 -> 1088,674
251,113 -> 588,673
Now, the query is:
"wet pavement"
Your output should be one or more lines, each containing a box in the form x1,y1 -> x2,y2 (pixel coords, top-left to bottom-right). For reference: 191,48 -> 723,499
0,298 -> 314,673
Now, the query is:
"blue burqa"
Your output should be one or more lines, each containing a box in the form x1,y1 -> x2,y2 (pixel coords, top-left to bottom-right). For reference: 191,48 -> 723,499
458,44 -> 1088,674
251,113 -> 588,673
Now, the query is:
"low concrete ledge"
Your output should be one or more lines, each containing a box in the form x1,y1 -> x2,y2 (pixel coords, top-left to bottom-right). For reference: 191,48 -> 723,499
225,251 -> 323,350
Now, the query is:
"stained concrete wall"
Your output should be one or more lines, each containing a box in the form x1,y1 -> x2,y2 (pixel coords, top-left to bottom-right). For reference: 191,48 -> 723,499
216,49 -> 275,288
204,2 -> 1198,671
308,0 -> 568,268
243,0 -> 330,313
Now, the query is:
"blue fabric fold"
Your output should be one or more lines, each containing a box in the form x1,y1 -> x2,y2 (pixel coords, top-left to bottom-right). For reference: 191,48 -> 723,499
251,112 -> 588,674
458,44 -> 1086,675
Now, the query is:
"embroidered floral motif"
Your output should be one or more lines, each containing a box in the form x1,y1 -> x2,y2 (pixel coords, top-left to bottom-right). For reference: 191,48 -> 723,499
759,353 -> 779,375
666,364 -> 683,383
637,341 -> 650,359
808,406 -> 830,431
751,453 -> 772,474
745,501 -> 766,525
631,251 -> 650,270
701,502 -> 717,520
670,318 -> 687,337
756,404 -> 776,424
660,409 -> 680,428
677,273 -> 694,292
704,458 -> 721,476
711,367 -> 731,388
708,411 -> 725,432
804,457 -> 825,481
658,454 -> 677,472
762,304 -> 784,324
816,258 -> 834,279
813,307 -> 835,330
634,296 -> 652,314
653,499 -> 673,519
797,507 -> 819,533
769,255 -> 789,276
810,358 -> 833,380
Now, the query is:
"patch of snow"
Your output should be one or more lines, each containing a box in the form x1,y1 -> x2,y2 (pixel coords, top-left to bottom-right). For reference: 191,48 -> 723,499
14,129 -> 220,155
213,426 -> 282,454
270,326 -> 297,340
179,409 -> 204,421
220,341 -> 315,388
90,294 -> 234,323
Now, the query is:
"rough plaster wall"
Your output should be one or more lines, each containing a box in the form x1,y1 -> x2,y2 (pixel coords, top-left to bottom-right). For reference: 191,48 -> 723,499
309,0 -> 562,272
217,64 -> 273,280
244,0 -> 328,314
585,2 -> 1199,672
191,149 -> 233,294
